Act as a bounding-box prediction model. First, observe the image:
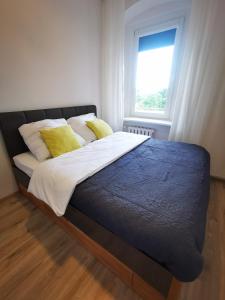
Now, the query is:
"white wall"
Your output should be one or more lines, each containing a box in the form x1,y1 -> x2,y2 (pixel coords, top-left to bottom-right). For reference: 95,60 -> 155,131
0,0 -> 102,198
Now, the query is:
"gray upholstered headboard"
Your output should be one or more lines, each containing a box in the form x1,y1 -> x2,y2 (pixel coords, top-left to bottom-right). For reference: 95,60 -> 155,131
0,105 -> 97,159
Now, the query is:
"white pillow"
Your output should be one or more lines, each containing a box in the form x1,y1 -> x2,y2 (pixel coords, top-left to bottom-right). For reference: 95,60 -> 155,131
67,113 -> 97,143
73,131 -> 86,147
19,118 -> 86,161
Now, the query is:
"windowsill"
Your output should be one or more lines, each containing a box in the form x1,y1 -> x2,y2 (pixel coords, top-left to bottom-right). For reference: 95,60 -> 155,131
124,117 -> 171,127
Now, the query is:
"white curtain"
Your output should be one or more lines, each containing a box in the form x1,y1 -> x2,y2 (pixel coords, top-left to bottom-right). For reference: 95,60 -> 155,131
169,0 -> 225,179
101,0 -> 125,131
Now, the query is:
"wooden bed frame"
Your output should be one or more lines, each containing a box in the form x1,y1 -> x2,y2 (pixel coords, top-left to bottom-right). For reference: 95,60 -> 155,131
19,184 -> 181,300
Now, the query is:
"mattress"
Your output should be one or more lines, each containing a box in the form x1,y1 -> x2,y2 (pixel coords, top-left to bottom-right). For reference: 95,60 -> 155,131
13,152 -> 40,177
13,138 -> 210,282
68,138 -> 210,282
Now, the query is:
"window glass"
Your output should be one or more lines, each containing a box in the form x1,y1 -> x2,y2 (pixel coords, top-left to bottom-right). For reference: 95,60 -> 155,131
135,29 -> 176,115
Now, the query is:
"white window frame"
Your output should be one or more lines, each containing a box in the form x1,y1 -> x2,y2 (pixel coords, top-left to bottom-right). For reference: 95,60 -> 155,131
128,17 -> 185,121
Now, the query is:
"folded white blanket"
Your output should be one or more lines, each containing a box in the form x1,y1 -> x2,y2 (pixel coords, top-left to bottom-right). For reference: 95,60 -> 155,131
28,132 -> 149,216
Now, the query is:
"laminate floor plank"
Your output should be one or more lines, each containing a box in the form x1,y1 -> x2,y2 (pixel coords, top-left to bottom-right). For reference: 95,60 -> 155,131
0,193 -> 141,300
0,180 -> 224,300
179,180 -> 225,300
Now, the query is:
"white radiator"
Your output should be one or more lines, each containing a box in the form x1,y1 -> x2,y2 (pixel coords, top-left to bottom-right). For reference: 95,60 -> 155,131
127,126 -> 154,137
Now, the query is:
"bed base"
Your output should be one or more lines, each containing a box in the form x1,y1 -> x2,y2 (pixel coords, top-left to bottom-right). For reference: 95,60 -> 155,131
19,184 -> 181,300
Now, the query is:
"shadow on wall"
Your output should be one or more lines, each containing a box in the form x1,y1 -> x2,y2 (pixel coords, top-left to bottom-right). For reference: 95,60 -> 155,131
0,133 -> 17,198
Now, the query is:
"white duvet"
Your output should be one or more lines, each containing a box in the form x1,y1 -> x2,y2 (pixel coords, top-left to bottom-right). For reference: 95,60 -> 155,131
28,132 -> 149,216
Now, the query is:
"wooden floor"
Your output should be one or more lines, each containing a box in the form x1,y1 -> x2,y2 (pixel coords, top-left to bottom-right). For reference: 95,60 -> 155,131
0,180 -> 224,300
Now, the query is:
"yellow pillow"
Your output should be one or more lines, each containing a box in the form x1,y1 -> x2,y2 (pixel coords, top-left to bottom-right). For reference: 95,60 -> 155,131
40,125 -> 81,157
86,119 -> 113,139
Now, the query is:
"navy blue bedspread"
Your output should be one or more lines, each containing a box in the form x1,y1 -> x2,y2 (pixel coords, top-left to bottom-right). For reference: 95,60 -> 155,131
69,138 -> 210,282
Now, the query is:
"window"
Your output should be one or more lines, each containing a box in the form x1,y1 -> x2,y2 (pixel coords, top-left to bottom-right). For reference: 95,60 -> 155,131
125,15 -> 185,121
135,28 -> 176,119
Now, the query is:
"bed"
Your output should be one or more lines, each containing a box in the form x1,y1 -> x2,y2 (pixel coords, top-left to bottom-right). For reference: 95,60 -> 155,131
0,105 -> 210,300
